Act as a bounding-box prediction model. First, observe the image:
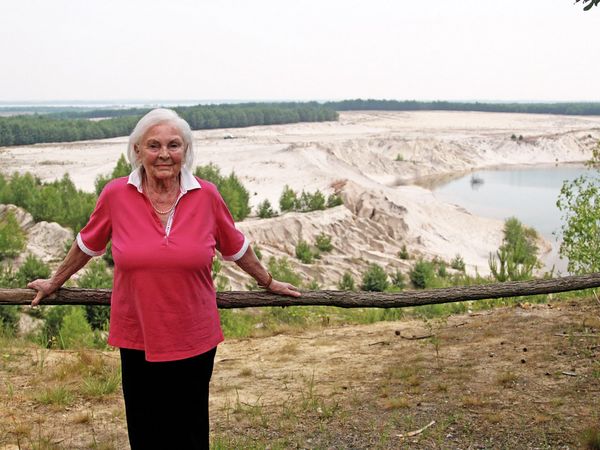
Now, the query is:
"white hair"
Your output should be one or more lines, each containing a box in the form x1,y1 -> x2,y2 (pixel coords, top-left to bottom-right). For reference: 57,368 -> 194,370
127,108 -> 194,170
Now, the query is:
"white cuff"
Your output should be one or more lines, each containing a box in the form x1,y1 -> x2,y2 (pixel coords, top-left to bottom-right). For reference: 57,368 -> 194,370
76,233 -> 105,257
222,236 -> 249,261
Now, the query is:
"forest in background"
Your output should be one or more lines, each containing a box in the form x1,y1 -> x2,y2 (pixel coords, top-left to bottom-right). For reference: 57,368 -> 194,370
0,102 -> 338,147
326,99 -> 600,115
1,99 -> 600,147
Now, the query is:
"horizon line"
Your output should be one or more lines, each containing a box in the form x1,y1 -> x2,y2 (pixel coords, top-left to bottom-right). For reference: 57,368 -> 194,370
1,98 -> 600,107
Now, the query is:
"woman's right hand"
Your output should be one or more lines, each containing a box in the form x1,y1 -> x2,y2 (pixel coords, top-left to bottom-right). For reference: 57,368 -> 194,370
27,279 -> 59,307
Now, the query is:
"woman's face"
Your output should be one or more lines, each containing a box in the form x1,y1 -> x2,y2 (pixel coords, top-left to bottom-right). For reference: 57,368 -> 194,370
135,122 -> 185,182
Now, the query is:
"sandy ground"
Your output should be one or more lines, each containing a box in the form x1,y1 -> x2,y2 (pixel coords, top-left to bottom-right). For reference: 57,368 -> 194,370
1,296 -> 598,449
1,111 -> 600,283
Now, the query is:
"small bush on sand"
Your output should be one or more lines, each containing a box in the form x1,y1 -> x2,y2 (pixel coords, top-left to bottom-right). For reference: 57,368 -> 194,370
338,272 -> 356,291
315,233 -> 333,252
409,259 -> 436,289
361,264 -> 389,292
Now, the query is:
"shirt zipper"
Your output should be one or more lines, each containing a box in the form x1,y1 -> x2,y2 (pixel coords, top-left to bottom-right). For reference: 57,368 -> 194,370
164,191 -> 186,241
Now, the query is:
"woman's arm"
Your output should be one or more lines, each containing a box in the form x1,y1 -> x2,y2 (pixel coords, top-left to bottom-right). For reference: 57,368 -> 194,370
28,241 -> 93,306
234,246 -> 301,297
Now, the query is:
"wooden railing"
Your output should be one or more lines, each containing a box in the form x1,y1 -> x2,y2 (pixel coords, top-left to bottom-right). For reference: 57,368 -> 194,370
1,273 -> 599,308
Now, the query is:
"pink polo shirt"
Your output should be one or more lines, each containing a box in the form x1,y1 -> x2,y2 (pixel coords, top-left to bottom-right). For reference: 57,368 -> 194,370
76,167 -> 248,362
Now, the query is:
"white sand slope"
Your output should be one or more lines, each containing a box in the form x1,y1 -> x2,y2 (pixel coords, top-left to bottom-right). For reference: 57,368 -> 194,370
1,111 -> 599,287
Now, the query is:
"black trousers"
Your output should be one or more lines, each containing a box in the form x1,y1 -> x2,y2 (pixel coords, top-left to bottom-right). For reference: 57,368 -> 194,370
119,347 -> 217,450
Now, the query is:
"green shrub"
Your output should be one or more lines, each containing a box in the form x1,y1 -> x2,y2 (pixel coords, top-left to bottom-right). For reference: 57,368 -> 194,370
219,173 -> 251,221
267,256 -> 302,287
0,211 -> 26,258
214,276 -> 230,292
296,190 -> 326,212
244,279 -> 259,291
361,264 -> 389,292
295,240 -> 314,264
0,264 -> 19,288
77,259 -> 113,330
62,238 -> 74,257
253,245 -> 263,261
295,191 -> 310,212
78,259 -> 112,289
307,279 -> 321,290
398,244 -> 409,260
395,154 -> 404,161
557,154 -> 600,274
0,172 -> 38,211
15,254 -> 51,287
338,272 -> 356,291
0,173 -> 6,197
450,254 -> 465,271
257,199 -> 276,218
315,233 -> 333,252
59,306 -> 95,349
326,193 -> 343,208
280,186 -> 340,213
489,217 -> 539,282
307,190 -> 326,211
437,262 -> 448,278
409,259 -> 436,289
0,255 -> 51,290
211,257 -> 230,292
219,309 -> 256,338
0,172 -> 96,232
94,154 -> 131,196
0,306 -> 19,335
279,185 -> 298,212
42,305 -> 69,347
390,270 -> 406,289
212,257 -> 222,280
194,164 -> 251,221
34,174 -> 96,231
194,163 -> 222,184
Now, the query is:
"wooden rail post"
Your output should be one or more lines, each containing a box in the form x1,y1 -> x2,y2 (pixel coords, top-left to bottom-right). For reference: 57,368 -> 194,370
1,273 -> 599,308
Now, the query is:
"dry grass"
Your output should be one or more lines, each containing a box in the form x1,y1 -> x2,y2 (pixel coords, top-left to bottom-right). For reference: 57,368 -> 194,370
0,296 -> 599,449
72,412 -> 92,424
238,367 -> 253,377
496,370 -> 518,387
382,397 -> 411,410
582,426 -> 600,450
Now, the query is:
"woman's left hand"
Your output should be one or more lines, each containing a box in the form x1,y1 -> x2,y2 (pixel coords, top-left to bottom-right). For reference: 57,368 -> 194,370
267,279 -> 302,297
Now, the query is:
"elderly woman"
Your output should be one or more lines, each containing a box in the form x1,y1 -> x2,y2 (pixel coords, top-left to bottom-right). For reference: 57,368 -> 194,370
28,108 -> 301,449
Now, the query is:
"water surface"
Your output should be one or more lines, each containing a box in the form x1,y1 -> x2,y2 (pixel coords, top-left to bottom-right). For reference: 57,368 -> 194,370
432,164 -> 597,273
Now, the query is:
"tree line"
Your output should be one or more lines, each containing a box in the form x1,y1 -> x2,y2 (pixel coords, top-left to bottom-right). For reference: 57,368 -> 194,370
4,98 -> 600,148
0,103 -> 338,147
326,99 -> 600,116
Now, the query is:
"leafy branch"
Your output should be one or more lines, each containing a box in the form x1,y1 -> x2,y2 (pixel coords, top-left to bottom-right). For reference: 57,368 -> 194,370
575,0 -> 600,11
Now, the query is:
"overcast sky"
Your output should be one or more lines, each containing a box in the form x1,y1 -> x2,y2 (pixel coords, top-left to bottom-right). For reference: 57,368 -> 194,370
0,0 -> 597,103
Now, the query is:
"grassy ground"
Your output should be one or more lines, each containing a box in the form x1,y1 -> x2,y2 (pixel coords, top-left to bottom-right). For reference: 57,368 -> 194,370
1,294 -> 599,449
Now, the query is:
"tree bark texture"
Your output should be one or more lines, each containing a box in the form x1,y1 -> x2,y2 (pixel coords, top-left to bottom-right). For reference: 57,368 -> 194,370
1,273 -> 599,308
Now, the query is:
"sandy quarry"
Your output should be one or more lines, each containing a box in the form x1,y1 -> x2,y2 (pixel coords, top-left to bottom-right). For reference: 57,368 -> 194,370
1,111 -> 600,287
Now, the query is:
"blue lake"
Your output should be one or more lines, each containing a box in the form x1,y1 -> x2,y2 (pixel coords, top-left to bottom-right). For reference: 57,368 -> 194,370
432,164 -> 597,274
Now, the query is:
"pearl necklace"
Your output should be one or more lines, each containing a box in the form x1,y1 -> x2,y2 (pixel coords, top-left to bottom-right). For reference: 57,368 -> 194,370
144,179 -> 179,215
150,199 -> 177,215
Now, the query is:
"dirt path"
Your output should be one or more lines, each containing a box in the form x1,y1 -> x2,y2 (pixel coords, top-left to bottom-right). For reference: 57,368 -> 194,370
1,296 -> 599,449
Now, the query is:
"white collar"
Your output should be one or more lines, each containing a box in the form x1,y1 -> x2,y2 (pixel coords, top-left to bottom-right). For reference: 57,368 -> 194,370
127,166 -> 201,194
